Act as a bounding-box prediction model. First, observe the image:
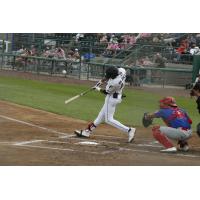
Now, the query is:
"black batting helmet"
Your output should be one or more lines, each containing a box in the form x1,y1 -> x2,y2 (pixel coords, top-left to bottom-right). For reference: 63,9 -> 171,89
105,66 -> 118,79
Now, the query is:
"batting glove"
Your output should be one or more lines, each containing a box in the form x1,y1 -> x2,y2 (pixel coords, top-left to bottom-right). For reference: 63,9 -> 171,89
93,86 -> 101,92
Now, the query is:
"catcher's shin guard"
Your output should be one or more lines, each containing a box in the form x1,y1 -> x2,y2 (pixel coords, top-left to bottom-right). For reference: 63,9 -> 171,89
152,126 -> 174,148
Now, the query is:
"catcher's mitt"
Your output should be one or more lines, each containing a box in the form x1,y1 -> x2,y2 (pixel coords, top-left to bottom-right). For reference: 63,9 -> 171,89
197,123 -> 200,137
142,112 -> 153,128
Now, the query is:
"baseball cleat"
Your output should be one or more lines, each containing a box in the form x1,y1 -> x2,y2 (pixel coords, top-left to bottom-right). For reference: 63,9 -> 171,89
74,130 -> 90,138
128,128 -> 136,143
179,144 -> 189,152
160,147 -> 177,153
178,140 -> 189,152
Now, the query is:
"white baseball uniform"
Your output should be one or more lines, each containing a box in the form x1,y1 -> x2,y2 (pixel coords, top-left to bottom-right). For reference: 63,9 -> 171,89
93,68 -> 130,133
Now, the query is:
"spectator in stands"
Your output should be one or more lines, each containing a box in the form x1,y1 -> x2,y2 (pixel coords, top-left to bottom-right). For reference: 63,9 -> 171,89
188,35 -> 197,47
152,34 -> 161,43
100,34 -> 108,44
143,56 -> 154,66
154,53 -> 166,67
72,48 -> 80,61
43,46 -> 55,58
66,49 -> 75,60
16,49 -> 32,64
56,47 -> 66,60
105,41 -> 120,56
109,34 -> 116,43
163,37 -> 176,47
75,33 -> 84,43
30,45 -> 37,56
16,45 -> 26,54
102,49 -> 113,58
189,44 -> 200,55
175,37 -> 190,62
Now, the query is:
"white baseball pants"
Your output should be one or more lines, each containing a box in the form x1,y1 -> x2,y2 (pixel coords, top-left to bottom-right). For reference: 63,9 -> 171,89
94,95 -> 130,133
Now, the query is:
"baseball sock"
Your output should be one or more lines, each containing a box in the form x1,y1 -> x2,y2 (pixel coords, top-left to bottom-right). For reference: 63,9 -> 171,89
87,122 -> 96,132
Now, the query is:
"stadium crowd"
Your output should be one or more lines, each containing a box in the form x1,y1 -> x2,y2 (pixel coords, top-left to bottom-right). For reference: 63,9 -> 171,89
13,33 -> 200,65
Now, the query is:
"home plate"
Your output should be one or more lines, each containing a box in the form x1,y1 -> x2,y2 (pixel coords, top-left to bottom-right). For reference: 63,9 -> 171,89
77,141 -> 99,146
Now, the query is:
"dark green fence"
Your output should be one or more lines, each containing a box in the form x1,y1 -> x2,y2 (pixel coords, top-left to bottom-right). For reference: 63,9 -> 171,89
0,53 -> 193,87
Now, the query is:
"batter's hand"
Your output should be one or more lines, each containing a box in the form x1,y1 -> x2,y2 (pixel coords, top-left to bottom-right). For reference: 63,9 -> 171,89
95,78 -> 106,87
92,86 -> 101,92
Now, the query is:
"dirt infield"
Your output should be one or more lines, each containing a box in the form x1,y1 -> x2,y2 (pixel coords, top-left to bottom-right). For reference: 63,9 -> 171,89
1,100 -> 200,166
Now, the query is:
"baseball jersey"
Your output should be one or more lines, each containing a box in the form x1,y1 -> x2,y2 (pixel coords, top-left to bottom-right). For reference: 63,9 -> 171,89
154,107 -> 192,129
106,73 -> 126,95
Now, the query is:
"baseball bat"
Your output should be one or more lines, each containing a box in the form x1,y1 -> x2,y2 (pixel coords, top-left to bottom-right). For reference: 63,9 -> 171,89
64,79 -> 104,105
64,88 -> 93,105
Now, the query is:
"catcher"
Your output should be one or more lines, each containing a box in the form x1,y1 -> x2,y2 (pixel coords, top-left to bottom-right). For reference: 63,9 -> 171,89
143,97 -> 192,152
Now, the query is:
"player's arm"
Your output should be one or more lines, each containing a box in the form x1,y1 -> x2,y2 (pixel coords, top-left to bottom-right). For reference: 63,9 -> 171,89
146,110 -> 162,119
146,113 -> 157,119
92,85 -> 109,95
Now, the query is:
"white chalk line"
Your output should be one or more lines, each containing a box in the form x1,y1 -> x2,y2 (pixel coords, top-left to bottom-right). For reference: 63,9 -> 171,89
15,144 -> 104,155
118,147 -> 200,158
14,140 -> 45,146
68,137 -> 120,145
0,114 -> 70,137
136,144 -> 163,148
60,133 -> 154,142
0,139 -> 113,155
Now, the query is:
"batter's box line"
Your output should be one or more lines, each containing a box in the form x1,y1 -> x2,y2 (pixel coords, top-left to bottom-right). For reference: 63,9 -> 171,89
11,139 -> 119,155
118,147 -> 200,158
13,143 -> 110,155
0,114 -> 71,137
14,140 -> 45,146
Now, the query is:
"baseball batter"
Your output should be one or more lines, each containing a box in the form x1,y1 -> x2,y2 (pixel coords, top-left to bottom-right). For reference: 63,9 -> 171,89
74,66 -> 136,143
146,97 -> 192,152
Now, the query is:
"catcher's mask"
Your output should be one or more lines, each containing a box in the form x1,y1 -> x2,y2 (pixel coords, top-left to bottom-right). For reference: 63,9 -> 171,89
105,66 -> 119,79
159,96 -> 177,108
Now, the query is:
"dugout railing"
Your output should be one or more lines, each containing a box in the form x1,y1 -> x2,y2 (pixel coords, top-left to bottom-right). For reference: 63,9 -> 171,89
0,53 -> 194,87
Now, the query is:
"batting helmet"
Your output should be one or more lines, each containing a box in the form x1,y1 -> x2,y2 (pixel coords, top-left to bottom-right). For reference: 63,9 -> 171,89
118,67 -> 126,76
159,96 -> 177,107
105,66 -> 118,79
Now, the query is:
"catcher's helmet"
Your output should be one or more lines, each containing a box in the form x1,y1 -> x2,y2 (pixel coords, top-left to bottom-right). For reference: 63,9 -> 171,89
159,96 -> 177,107
105,66 -> 118,79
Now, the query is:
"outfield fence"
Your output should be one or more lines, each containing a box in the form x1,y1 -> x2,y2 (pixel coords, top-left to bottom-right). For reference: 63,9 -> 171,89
0,53 -> 193,87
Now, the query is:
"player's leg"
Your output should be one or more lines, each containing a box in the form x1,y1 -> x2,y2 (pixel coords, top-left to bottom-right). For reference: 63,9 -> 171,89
152,126 -> 192,152
74,102 -> 106,137
159,126 -> 192,151
105,96 -> 136,142
152,126 -> 175,152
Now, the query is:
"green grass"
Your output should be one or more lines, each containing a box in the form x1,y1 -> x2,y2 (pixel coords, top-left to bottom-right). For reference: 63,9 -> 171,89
0,76 -> 198,128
